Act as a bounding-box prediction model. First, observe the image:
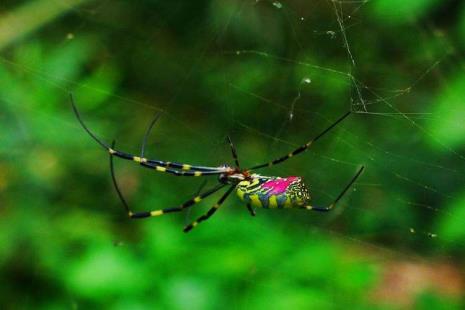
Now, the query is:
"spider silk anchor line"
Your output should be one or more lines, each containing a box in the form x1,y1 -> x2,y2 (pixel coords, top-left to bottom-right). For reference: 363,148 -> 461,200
70,94 -> 364,232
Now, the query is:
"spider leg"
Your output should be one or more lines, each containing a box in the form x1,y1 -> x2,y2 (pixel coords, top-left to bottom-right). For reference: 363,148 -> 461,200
227,136 -> 241,169
139,162 -> 226,177
301,166 -> 365,212
184,179 -> 208,223
109,141 -> 227,219
248,111 -> 351,170
137,111 -> 220,173
129,182 -> 226,218
246,203 -> 256,216
183,185 -> 236,232
140,111 -> 162,159
110,140 -> 131,215
71,93 -> 227,175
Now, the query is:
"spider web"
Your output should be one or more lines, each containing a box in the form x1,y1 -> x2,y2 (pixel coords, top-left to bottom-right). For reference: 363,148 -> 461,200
1,0 -> 464,308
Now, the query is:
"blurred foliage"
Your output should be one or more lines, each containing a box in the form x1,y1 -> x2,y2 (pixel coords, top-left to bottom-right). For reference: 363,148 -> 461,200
428,71 -> 465,149
371,0 -> 443,24
1,0 -> 465,309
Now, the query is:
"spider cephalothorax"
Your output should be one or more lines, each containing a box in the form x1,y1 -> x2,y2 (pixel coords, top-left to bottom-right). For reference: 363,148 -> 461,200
71,94 -> 364,232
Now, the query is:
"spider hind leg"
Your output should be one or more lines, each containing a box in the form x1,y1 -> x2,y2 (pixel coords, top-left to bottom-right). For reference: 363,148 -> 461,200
301,166 -> 365,212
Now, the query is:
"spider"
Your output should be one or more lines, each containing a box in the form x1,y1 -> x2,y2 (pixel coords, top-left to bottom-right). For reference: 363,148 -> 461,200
70,94 -> 364,232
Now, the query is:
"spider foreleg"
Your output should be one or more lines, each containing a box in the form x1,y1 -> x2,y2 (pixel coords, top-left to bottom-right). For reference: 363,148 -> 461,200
110,143 -> 227,218
71,94 -> 227,176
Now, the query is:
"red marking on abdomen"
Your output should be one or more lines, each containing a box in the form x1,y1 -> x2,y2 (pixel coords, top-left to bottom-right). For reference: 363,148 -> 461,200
262,177 -> 298,195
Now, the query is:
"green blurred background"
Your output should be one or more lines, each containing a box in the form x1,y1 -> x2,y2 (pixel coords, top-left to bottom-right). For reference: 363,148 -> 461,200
1,0 -> 465,308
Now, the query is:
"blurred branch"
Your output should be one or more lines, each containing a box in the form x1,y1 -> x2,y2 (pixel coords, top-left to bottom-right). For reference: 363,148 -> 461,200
0,0 -> 91,51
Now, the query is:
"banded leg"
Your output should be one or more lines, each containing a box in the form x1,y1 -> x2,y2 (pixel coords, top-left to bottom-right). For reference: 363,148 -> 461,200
138,111 -> 213,173
71,93 -> 227,175
183,185 -> 236,232
301,166 -> 365,212
139,162 -> 226,177
227,136 -> 241,168
184,179 -> 208,223
129,182 -> 226,218
249,111 -> 351,170
246,203 -> 256,216
109,142 -> 227,218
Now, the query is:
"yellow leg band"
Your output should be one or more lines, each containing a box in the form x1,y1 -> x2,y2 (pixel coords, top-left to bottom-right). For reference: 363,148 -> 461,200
150,210 -> 164,216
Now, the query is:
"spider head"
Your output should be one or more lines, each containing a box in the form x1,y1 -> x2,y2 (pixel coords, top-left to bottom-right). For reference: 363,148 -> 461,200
219,169 -> 246,184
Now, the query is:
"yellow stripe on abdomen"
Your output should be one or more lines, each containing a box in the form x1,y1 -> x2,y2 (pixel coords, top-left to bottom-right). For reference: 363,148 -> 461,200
268,195 -> 278,208
236,188 -> 245,201
249,194 -> 262,208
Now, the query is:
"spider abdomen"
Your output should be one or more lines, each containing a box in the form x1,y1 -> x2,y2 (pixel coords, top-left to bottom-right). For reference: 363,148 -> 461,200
236,176 -> 310,208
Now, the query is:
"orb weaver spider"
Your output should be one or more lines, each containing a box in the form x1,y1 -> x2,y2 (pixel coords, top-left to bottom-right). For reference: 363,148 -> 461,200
71,94 -> 364,232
